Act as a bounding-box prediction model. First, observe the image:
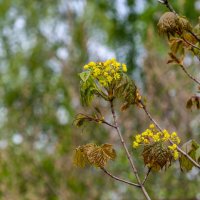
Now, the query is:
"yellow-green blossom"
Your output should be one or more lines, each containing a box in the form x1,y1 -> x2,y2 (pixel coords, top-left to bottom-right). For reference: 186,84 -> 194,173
82,58 -> 128,87
122,64 -> 127,72
133,141 -> 139,148
133,124 -> 181,160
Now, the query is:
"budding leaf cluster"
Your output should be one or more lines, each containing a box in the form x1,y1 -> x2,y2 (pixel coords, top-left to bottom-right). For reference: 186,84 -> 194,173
133,124 -> 181,171
158,12 -> 191,37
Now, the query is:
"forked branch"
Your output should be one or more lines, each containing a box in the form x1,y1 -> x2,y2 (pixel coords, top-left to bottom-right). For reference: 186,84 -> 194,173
101,167 -> 140,188
110,100 -> 151,200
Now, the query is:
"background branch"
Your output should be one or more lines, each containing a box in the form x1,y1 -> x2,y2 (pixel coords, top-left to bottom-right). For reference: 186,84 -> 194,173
178,64 -> 200,85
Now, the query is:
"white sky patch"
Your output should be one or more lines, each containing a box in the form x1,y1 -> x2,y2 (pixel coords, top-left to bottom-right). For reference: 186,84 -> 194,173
12,133 -> 23,145
116,0 -> 128,19
56,106 -> 69,125
14,16 -> 26,30
63,0 -> 86,17
34,133 -> 49,150
47,59 -> 62,74
88,39 -> 116,61
56,47 -> 68,60
0,107 -> 8,128
135,0 -> 146,13
184,55 -> 192,66
0,139 -> 8,149
195,0 -> 200,10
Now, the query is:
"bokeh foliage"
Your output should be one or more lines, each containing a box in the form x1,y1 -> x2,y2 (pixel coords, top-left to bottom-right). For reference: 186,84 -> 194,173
0,0 -> 199,199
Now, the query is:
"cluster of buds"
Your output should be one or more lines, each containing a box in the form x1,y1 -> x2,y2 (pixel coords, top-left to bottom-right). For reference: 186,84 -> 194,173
83,58 -> 127,87
133,124 -> 181,160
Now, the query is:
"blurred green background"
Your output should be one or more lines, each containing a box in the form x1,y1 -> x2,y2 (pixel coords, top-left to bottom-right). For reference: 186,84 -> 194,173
0,0 -> 199,199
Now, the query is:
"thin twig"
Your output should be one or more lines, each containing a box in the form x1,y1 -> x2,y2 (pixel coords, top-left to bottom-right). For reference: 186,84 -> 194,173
158,0 -> 177,15
141,101 -> 200,169
77,113 -> 116,128
188,30 -> 200,43
142,168 -> 151,185
179,64 -> 200,85
101,167 -> 140,188
181,37 -> 200,52
110,100 -> 151,200
191,49 -> 200,63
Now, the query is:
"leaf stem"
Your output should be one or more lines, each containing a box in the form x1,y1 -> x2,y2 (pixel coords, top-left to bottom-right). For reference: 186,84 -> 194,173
181,37 -> 200,52
101,167 -> 140,188
142,168 -> 151,185
110,100 -> 151,200
179,64 -> 200,86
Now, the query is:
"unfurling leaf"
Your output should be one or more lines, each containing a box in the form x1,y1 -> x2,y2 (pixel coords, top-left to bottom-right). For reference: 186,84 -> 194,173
142,143 -> 172,171
87,144 -> 116,167
73,114 -> 87,127
182,33 -> 197,48
73,147 -> 88,168
186,94 -> 200,110
114,74 -> 141,109
168,52 -> 183,65
80,76 -> 98,106
82,143 -> 97,156
179,140 -> 200,172
178,16 -> 192,32
73,143 -> 116,168
101,144 -> 117,160
168,38 -> 185,63
79,71 -> 91,82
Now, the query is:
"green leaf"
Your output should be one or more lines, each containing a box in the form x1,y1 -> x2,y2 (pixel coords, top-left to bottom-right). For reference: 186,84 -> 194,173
79,71 -> 91,82
179,140 -> 200,172
73,114 -> 87,127
80,76 -> 97,106
195,147 -> 200,162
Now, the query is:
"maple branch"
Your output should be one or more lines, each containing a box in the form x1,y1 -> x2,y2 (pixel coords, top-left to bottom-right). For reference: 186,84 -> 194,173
110,100 -> 151,200
101,167 -> 140,188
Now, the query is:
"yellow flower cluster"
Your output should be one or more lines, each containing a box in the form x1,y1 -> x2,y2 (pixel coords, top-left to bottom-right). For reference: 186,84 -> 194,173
83,58 -> 127,87
133,124 -> 181,160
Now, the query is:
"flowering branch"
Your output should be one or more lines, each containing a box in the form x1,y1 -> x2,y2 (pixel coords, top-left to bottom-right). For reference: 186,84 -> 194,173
140,101 -> 200,169
110,100 -> 151,200
101,167 -> 140,188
